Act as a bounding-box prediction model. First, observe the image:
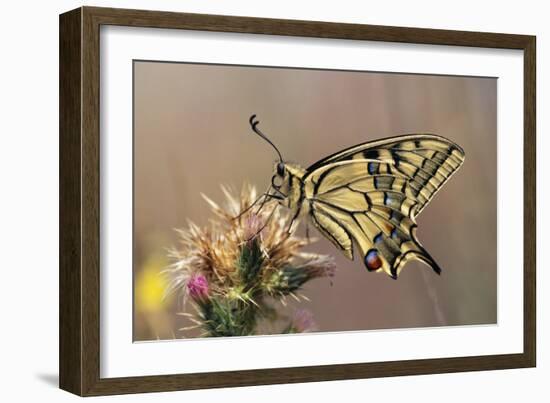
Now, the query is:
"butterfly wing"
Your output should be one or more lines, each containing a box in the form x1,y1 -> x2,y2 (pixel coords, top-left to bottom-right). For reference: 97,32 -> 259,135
306,134 -> 465,217
303,135 -> 465,278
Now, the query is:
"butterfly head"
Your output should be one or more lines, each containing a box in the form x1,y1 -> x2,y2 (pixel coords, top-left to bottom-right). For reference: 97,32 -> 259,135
276,161 -> 285,177
250,114 -> 287,193
249,115 -> 306,208
271,161 -> 288,195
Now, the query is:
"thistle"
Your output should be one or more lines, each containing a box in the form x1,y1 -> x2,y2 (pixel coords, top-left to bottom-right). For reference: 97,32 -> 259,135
186,273 -> 209,303
284,309 -> 318,334
166,184 -> 336,337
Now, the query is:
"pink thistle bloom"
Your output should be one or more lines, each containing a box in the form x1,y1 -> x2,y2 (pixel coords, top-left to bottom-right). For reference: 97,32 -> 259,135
243,213 -> 264,243
291,309 -> 317,333
187,273 -> 209,302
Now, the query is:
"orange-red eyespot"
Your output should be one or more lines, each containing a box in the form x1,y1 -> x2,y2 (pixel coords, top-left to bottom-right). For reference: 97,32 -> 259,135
365,249 -> 382,271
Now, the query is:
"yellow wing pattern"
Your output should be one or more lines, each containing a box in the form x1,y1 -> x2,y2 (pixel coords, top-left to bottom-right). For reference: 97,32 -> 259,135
304,135 -> 465,278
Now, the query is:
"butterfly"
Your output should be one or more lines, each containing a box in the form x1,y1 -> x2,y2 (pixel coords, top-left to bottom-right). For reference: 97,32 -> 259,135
246,115 -> 465,279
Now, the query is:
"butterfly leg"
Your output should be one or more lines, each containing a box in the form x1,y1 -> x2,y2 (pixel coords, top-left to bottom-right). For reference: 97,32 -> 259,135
286,206 -> 302,235
233,186 -> 282,220
245,204 -> 279,242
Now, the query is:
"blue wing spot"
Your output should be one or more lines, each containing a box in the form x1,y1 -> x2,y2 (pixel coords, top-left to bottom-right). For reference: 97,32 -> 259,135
384,193 -> 403,210
390,228 -> 403,246
368,162 -> 378,175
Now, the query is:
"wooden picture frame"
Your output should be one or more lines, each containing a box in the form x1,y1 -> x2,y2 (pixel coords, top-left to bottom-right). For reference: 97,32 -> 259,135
59,6 -> 536,396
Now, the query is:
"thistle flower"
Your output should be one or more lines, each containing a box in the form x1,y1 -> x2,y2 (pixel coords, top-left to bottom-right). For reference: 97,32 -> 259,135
284,309 -> 318,333
243,213 -> 263,244
166,184 -> 336,337
265,254 -> 336,296
187,273 -> 209,302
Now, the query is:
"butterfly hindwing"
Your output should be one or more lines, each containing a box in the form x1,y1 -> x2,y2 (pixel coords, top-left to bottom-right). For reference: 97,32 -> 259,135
303,134 -> 464,278
310,207 -> 354,260
310,183 -> 440,278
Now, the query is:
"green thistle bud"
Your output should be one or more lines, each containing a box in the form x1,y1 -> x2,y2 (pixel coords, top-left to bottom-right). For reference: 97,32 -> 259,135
199,296 -> 258,337
236,238 -> 264,286
266,255 -> 336,295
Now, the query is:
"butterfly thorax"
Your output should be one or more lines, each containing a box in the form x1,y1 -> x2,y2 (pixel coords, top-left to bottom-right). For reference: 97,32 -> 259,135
274,163 -> 306,211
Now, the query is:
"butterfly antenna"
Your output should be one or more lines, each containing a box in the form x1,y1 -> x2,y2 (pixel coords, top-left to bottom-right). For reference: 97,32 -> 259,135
249,114 -> 284,163
232,184 -> 271,220
232,193 -> 265,220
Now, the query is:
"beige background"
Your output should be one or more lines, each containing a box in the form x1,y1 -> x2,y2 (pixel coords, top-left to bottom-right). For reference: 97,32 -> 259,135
133,61 -> 497,341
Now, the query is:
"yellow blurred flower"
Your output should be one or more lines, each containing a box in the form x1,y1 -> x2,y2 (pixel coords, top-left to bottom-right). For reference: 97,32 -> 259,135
135,254 -> 172,313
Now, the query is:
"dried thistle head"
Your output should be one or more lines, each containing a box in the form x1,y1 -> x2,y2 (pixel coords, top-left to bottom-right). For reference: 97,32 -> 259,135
166,184 -> 335,337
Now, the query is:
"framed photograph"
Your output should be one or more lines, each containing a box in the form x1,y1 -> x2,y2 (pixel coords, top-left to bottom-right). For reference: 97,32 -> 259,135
59,6 -> 536,396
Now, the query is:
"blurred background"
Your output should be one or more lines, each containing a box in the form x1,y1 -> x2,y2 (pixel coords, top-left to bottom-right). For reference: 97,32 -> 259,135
133,61 -> 496,341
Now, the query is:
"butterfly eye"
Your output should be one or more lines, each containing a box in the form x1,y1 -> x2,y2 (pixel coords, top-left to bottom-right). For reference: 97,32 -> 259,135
276,162 -> 285,177
271,174 -> 283,189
